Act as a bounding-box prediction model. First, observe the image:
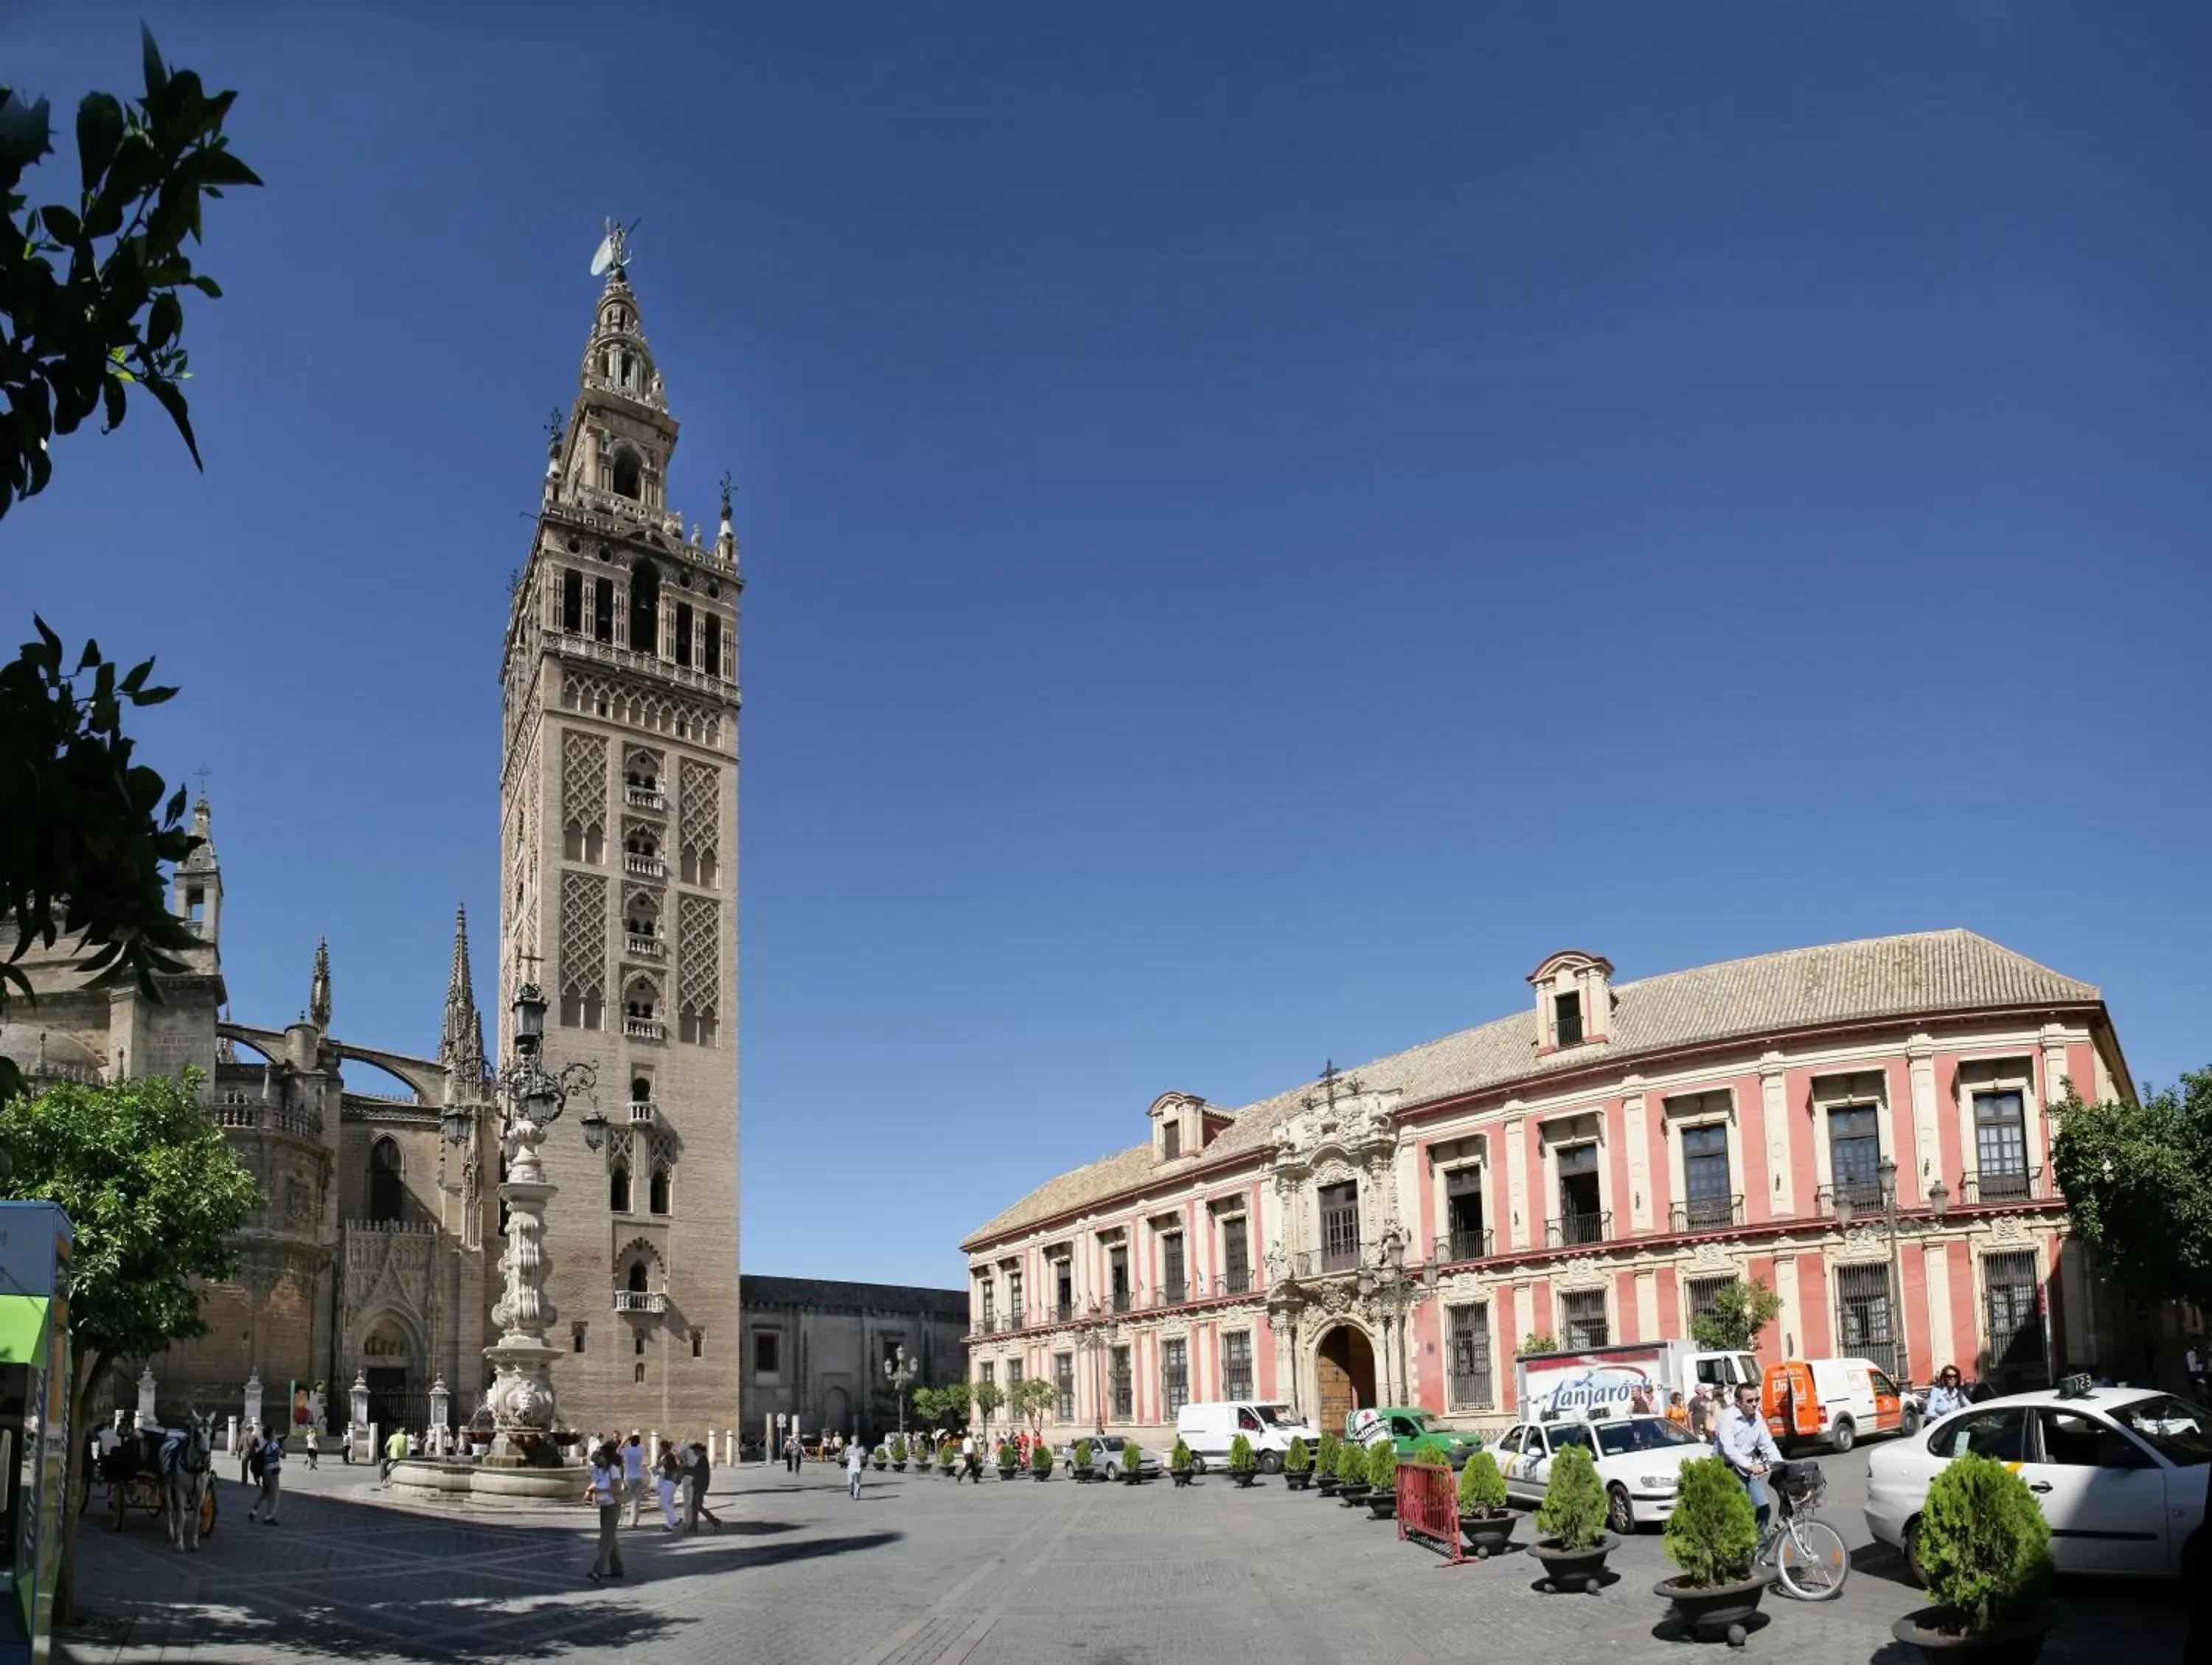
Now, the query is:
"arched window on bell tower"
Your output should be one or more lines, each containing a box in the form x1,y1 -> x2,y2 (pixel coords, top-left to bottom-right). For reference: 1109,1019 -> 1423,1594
369,1137 -> 405,1224
629,559 -> 660,654
611,445 -> 643,501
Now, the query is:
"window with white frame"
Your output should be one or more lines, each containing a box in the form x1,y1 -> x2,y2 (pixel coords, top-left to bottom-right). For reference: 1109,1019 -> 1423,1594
1561,1288 -> 1608,1349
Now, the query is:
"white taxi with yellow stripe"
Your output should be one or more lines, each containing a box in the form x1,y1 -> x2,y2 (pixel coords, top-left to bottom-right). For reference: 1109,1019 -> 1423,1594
1863,1378 -> 2208,1580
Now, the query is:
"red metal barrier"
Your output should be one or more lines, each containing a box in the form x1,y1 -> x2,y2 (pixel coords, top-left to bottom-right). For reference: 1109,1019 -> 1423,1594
1397,1461 -> 1463,1563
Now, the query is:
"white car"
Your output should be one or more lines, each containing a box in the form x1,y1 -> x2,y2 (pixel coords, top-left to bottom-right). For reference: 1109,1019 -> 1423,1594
1865,1383 -> 2210,1580
1495,1414 -> 1713,1534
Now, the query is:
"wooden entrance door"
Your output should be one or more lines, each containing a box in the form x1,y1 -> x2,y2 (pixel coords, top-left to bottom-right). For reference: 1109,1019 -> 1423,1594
1315,1324 -> 1377,1436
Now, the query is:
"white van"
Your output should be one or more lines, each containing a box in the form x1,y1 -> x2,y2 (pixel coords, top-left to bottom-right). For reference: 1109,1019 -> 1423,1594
1173,1402 -> 1319,1473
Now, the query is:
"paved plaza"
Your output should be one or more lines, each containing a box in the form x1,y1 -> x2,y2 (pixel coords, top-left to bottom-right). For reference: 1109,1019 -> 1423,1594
60,1449 -> 2185,1665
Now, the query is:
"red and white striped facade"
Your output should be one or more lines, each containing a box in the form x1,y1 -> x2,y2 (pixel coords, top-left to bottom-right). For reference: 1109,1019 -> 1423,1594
960,932 -> 2135,1436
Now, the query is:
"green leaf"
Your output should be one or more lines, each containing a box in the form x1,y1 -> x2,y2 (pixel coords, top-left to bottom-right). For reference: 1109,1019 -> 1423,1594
139,24 -> 170,100
75,91 -> 124,192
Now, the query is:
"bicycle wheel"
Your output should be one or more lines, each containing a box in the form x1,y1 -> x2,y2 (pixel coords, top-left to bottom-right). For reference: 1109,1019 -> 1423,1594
1775,1518 -> 1848,1600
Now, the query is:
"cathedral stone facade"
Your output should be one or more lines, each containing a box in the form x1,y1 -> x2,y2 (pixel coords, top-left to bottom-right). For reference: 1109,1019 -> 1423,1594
0,253 -> 742,1438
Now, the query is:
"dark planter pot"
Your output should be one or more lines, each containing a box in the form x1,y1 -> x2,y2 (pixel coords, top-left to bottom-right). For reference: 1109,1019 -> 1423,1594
1891,1605 -> 2055,1665
1338,1484 -> 1371,1507
998,1465 -> 1018,1481
1031,1467 -> 1050,1481
1459,1510 -> 1520,1559
1655,1570 -> 1774,1646
1285,1470 -> 1312,1490
1366,1494 -> 1397,1520
892,1461 -> 907,1472
1232,1470 -> 1258,1488
1121,1470 -> 1144,1485
1530,1534 -> 1616,1595
1172,1470 -> 1194,1487
1315,1477 -> 1340,1497
873,1460 -> 887,1470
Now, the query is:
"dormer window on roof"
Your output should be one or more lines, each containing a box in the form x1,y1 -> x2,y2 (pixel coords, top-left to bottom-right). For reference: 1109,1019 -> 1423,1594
1148,1091 -> 1209,1162
1529,949 -> 1614,1052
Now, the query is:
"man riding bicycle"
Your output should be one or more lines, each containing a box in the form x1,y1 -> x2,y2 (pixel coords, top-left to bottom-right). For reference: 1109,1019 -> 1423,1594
1714,1380 -> 1784,1531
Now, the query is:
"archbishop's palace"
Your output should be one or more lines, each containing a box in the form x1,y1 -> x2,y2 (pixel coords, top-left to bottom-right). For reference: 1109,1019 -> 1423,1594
1,260 -> 744,1436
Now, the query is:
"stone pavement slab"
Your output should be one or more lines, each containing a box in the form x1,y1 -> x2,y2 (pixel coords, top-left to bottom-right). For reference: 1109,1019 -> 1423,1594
58,1451 -> 2186,1664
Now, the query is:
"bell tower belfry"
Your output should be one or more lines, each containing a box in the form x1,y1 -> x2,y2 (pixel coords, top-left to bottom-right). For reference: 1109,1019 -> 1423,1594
496,233 -> 742,1430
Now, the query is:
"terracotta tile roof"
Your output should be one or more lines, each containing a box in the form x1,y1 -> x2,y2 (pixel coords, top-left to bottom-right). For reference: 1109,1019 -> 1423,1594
961,930 -> 2099,1250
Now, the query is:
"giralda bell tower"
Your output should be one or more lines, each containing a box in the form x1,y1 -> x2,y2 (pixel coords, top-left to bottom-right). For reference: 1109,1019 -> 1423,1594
498,232 -> 741,1431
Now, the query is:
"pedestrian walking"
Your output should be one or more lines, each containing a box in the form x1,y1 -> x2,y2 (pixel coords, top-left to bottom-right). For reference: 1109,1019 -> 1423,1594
846,1434 -> 865,1500
622,1432 -> 647,1526
1924,1365 -> 1969,1422
380,1426 -> 408,1485
247,1428 -> 285,1524
686,1441 -> 722,1532
585,1442 -> 625,1582
341,1420 -> 355,1465
239,1420 -> 258,1485
655,1440 -> 684,1529
785,1431 -> 800,1475
2187,1338 -> 2209,1405
303,1425 -> 319,1471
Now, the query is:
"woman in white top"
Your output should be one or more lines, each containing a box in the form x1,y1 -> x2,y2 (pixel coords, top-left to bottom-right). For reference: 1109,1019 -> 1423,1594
655,1440 -> 684,1529
846,1434 -> 865,1500
586,1444 -> 625,1581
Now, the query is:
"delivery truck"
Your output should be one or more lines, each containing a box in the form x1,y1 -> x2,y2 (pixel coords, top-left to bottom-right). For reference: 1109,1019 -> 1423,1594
1512,1338 -> 1760,1420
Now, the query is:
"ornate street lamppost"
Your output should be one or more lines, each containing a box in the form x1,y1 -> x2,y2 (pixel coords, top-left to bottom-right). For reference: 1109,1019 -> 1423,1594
883,1344 -> 917,1445
1834,1158 -> 1948,1388
442,979 -> 602,1462
1075,1299 -> 1121,1436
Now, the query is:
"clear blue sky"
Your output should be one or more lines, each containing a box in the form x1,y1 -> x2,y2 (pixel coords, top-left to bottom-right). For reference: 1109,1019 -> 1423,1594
10,4 -> 2208,1290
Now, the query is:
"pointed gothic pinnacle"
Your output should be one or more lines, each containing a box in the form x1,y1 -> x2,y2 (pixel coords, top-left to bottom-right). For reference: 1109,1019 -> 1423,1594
447,904 -> 475,1010
310,936 -> 332,1031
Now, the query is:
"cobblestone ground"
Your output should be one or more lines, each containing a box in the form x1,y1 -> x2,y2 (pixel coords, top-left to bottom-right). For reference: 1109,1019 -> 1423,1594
60,1449 -> 2186,1664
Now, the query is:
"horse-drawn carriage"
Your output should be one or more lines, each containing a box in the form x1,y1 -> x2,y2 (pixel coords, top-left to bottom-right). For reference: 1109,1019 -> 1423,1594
100,1414 -> 218,1547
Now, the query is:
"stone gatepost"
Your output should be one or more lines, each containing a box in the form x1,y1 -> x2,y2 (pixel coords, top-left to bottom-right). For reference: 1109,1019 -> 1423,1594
429,1376 -> 451,1450
349,1371 -> 371,1459
135,1366 -> 157,1426
243,1372 -> 264,1441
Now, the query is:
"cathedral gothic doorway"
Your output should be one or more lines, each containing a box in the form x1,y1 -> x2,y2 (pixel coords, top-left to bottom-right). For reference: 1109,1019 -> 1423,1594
361,1315 -> 422,1436
1315,1323 -> 1376,1433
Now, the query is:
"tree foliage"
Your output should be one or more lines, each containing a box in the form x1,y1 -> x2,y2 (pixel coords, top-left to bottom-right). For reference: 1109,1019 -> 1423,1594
1,26 -> 260,515
1663,1456 -> 1759,1588
1457,1449 -> 1507,1515
1690,1276 -> 1786,1353
1518,1331 -> 1558,1355
1535,1442 -> 1607,1551
2051,1071 -> 2212,1308
1919,1453 -> 2053,1630
0,32 -> 259,1108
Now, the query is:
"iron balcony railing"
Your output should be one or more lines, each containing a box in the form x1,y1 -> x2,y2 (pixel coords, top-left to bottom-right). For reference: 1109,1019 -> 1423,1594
1052,1300 -> 1075,1324
1817,1178 -> 1892,1217
1672,1195 -> 1745,1233
1960,1167 -> 2043,1206
1006,1304 -> 1025,1330
1155,1282 -> 1188,1308
1435,1226 -> 1495,1264
975,1314 -> 997,1335
1450,1370 -> 1495,1409
1110,1290 -> 1131,1315
1222,1268 -> 1253,1296
1547,1210 -> 1610,1248
1319,1243 -> 1360,1274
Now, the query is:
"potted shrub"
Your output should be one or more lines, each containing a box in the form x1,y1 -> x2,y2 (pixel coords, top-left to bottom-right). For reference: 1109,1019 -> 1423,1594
889,1435 -> 908,1472
1314,1434 -> 1341,1498
995,1442 -> 1018,1479
1170,1438 -> 1196,1487
939,1439 -> 959,1477
872,1444 -> 889,1471
1120,1439 -> 1147,1484
1030,1439 -> 1054,1481
1284,1436 -> 1312,1491
1365,1439 -> 1399,1518
1335,1438 -> 1371,1505
1655,1456 -> 1772,1643
1072,1437 -> 1098,1482
1531,1444 -> 1615,1593
1892,1453 -> 2055,1664
1228,1433 -> 1259,1488
1457,1449 -> 1519,1558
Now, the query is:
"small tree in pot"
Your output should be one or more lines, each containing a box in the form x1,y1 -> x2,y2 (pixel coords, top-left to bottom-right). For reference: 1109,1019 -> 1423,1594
888,1435 -> 908,1471
1029,1439 -> 1054,1480
1335,1437 -> 1371,1504
1532,1444 -> 1614,1593
995,1441 -> 1018,1479
872,1444 -> 890,1470
1656,1456 -> 1769,1643
1457,1450 -> 1517,1558
1228,1432 -> 1259,1487
1313,1433 -> 1340,1496
1893,1453 -> 2055,1664
1365,1439 -> 1399,1518
1171,1437 -> 1196,1487
1283,1435 -> 1312,1490
1072,1437 -> 1096,1482
1120,1439 -> 1147,1483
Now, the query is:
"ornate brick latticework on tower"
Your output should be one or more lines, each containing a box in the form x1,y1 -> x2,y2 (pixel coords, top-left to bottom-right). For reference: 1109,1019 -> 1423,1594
498,233 -> 742,1431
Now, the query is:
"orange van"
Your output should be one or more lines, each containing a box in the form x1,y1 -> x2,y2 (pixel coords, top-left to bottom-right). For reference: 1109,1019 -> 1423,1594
1761,1357 -> 1913,1453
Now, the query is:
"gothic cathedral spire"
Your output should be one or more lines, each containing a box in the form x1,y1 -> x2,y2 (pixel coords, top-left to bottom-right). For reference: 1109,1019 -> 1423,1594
309,936 -> 332,1031
440,903 -> 486,1088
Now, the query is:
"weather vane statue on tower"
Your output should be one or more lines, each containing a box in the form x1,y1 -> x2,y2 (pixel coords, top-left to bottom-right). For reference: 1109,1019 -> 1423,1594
590,217 -> 641,279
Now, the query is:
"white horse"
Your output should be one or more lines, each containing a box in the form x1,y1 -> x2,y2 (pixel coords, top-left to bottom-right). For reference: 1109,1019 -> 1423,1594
161,1411 -> 215,1551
